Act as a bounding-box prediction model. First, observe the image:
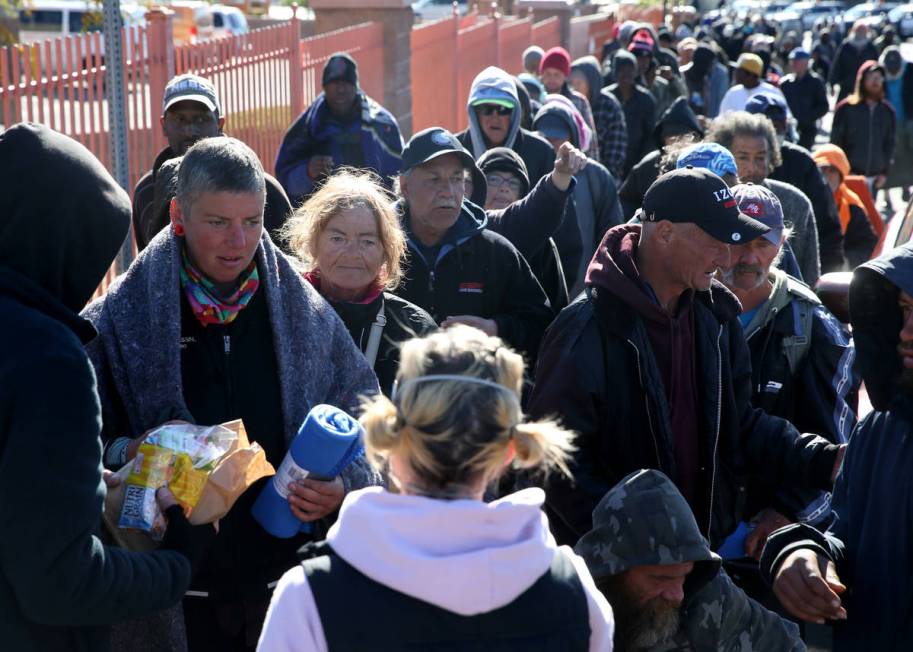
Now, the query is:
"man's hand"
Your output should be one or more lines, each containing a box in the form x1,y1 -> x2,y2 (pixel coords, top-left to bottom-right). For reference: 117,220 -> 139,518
550,142 -> 588,191
831,444 -> 847,484
441,315 -> 498,336
287,477 -> 345,522
744,509 -> 792,560
773,549 -> 847,624
307,155 -> 334,181
102,469 -> 122,489
658,65 -> 674,81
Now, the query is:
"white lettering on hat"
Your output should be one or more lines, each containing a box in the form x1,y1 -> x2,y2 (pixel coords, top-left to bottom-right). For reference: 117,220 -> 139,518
431,131 -> 451,146
732,232 -> 741,242
713,187 -> 733,202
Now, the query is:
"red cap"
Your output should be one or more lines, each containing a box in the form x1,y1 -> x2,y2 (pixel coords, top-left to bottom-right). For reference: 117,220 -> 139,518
539,47 -> 571,77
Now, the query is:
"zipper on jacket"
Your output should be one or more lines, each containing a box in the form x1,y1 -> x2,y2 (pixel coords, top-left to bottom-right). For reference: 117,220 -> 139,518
428,269 -> 436,294
626,338 -> 663,469
707,325 -> 724,541
223,333 -> 234,409
865,103 -> 875,176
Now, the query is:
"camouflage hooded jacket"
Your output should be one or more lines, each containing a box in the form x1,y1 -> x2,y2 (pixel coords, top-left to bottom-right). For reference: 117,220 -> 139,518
575,469 -> 805,651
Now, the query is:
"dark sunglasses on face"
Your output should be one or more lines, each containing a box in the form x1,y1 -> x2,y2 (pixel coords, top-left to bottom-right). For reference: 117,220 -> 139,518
477,104 -> 513,117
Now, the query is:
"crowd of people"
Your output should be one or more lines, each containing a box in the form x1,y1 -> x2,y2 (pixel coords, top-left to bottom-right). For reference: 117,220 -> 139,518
2,6 -> 913,652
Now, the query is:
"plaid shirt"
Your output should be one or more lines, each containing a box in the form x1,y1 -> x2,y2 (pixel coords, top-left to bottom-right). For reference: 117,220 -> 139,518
592,89 -> 627,179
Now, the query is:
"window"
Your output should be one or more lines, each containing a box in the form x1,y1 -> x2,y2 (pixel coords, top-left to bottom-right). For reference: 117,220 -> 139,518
69,10 -> 104,33
213,12 -> 224,27
19,10 -> 63,30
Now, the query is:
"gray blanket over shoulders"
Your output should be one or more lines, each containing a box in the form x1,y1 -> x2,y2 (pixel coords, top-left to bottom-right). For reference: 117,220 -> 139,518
82,226 -> 381,493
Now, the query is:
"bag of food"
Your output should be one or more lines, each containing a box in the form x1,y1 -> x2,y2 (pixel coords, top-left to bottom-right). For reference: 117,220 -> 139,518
103,419 -> 274,550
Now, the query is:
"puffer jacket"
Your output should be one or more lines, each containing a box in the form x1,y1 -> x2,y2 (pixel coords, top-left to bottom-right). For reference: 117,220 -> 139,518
576,470 -> 804,651
761,243 -> 913,650
528,224 -> 841,548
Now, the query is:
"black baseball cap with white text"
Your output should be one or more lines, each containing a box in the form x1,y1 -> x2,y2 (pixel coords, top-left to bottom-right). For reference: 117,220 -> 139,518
642,167 -> 769,245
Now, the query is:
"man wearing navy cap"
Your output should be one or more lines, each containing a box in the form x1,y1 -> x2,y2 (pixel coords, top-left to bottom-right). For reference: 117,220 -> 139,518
275,52 -> 403,205
530,167 -> 846,550
394,126 -> 585,361
780,48 -> 829,150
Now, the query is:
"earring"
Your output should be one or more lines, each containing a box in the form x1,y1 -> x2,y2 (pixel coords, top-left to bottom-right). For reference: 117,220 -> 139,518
173,223 -> 185,236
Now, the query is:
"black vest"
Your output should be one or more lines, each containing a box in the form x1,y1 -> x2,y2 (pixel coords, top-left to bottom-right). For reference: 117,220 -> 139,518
302,545 -> 591,651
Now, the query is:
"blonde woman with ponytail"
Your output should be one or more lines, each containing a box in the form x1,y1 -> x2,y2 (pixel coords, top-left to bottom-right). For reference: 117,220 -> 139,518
259,326 -> 615,652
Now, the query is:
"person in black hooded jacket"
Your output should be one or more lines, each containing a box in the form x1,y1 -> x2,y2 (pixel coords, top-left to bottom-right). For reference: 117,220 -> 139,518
395,128 -> 584,362
618,97 -> 703,220
529,167 -> 844,549
0,123 -> 213,652
610,50 -> 657,178
761,242 -> 913,649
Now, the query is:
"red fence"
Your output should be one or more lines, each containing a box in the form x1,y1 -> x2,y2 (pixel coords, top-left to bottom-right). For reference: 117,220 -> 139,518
569,13 -> 616,60
411,13 -> 562,134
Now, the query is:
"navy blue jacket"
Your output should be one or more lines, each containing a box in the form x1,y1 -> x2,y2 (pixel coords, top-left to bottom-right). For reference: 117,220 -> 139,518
762,242 -> 913,650
275,92 -> 403,205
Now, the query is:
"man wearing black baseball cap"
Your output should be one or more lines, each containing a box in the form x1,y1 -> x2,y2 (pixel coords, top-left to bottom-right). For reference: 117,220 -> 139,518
394,126 -> 586,360
132,73 -> 292,252
530,166 -> 846,551
275,51 -> 404,206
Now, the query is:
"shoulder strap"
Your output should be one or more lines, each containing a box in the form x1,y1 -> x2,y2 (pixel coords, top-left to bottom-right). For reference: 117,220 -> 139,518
364,301 -> 387,368
781,299 -> 815,375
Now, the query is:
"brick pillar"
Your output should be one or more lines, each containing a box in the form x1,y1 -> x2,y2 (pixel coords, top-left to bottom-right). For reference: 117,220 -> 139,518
515,0 -> 575,48
310,0 -> 414,136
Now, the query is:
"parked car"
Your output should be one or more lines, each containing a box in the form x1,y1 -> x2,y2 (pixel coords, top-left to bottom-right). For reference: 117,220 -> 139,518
211,4 -> 248,37
167,0 -> 215,45
889,2 -> 913,37
772,0 -> 846,32
411,0 -> 467,22
840,1 -> 899,32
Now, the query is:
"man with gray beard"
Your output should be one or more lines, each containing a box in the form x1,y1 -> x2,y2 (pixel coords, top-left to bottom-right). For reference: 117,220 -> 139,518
576,469 -> 804,651
715,183 -> 859,563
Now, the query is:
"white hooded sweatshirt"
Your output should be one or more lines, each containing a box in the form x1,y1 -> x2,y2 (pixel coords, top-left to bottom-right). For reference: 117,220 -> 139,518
257,487 -> 614,651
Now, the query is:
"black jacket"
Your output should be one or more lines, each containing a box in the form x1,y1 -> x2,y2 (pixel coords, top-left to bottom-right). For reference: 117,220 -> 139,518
329,292 -> 438,396
770,142 -> 845,273
456,127 -> 556,187
396,200 -> 553,361
133,147 -> 293,251
780,71 -> 829,127
618,98 -> 703,220
740,270 -> 860,522
829,39 -> 879,99
609,83 -> 657,178
761,243 -> 913,649
528,225 -> 841,548
831,98 -> 897,177
0,124 -> 194,651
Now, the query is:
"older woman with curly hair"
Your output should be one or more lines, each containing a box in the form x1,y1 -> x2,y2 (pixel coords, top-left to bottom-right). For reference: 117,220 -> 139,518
284,169 -> 437,396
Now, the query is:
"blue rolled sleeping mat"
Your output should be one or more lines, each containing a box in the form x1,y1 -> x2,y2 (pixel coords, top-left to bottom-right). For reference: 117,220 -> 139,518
252,404 -> 365,537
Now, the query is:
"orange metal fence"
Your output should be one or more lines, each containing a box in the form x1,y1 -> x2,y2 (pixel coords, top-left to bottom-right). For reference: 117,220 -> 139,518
411,14 -> 562,134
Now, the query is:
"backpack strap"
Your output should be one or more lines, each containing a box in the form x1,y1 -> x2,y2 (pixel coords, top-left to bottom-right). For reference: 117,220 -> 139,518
781,278 -> 820,375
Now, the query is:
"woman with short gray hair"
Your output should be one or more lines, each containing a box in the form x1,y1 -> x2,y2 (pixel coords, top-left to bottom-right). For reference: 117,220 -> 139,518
83,136 -> 381,651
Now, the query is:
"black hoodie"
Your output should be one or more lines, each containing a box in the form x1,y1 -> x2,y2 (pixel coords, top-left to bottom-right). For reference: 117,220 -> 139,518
762,243 -> 913,649
0,124 -> 195,651
618,98 -> 703,220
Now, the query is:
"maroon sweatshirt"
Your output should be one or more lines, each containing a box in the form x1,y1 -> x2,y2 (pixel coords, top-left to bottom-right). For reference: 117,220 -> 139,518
586,224 -> 701,505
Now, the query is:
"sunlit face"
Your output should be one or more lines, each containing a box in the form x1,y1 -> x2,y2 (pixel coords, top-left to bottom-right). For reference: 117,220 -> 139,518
541,67 -> 566,93
717,235 -> 782,294
315,206 -> 386,302
625,562 -> 694,607
663,222 -> 733,293
730,134 -> 770,185
400,153 -> 465,244
476,104 -> 513,147
863,69 -> 884,98
160,100 -> 223,156
171,190 -> 264,290
484,170 -> 523,211
790,58 -> 809,76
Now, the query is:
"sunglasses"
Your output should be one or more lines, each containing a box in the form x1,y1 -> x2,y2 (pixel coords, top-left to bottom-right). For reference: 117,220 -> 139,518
476,104 -> 513,117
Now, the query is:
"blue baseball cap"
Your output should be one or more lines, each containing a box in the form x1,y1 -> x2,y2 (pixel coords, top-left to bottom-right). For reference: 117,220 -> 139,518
676,142 -> 738,179
731,183 -> 784,246
745,92 -> 789,122
788,47 -> 811,61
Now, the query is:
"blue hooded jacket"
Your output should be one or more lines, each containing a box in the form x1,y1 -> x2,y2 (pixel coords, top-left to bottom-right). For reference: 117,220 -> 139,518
275,91 -> 403,205
762,242 -> 913,650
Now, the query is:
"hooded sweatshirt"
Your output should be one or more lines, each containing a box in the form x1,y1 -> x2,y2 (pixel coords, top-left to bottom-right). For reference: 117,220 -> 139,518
576,470 -> 803,650
0,124 -> 197,652
586,225 -> 701,505
762,243 -> 913,650
257,488 -> 614,651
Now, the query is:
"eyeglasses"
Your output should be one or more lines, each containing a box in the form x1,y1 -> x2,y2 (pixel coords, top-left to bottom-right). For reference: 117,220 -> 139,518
486,174 -> 523,194
476,104 -> 513,117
